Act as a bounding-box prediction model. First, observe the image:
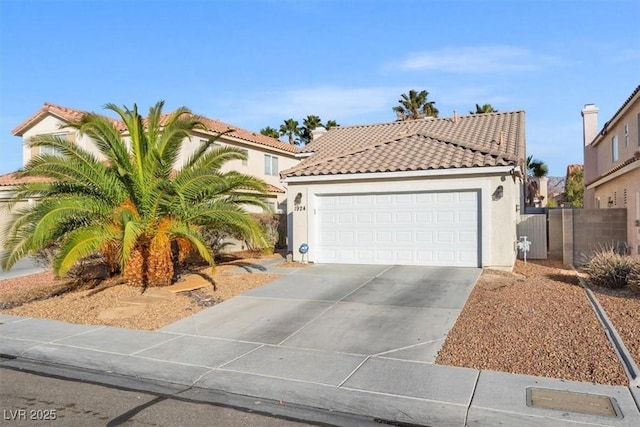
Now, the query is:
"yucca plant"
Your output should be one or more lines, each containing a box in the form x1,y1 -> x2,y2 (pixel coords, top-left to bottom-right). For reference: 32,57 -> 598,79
1,101 -> 269,287
583,246 -> 639,290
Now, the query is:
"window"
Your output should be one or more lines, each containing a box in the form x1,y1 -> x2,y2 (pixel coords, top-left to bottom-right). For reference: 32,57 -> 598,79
265,201 -> 276,212
240,149 -> 248,166
40,132 -> 66,157
624,124 -> 629,147
612,135 -> 619,162
264,154 -> 278,175
202,139 -> 221,150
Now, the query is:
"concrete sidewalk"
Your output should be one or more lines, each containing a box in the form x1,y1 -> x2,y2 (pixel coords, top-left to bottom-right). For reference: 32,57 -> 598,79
1,260 -> 639,426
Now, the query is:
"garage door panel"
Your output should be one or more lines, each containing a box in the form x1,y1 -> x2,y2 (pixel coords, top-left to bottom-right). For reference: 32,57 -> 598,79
416,231 -> 433,242
396,231 -> 412,242
376,231 -> 392,242
437,231 -> 455,243
316,191 -> 479,267
357,213 -> 373,223
458,192 -> 477,203
396,211 -> 412,223
436,193 -> 455,203
416,212 -> 433,223
436,211 -> 455,223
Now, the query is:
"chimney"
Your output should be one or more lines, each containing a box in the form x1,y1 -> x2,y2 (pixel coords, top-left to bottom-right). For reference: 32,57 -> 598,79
310,126 -> 327,142
453,110 -> 459,123
581,104 -> 599,146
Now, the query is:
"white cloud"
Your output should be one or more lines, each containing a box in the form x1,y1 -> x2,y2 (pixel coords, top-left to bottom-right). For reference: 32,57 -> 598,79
394,46 -> 561,74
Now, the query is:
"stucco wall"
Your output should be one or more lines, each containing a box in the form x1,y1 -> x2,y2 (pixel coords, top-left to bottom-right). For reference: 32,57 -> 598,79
22,116 -> 103,165
286,170 -> 521,269
588,103 -> 640,179
178,132 -> 298,209
0,189 -> 30,251
592,168 -> 640,254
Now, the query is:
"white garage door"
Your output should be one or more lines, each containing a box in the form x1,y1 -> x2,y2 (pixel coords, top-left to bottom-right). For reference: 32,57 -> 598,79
316,191 -> 479,267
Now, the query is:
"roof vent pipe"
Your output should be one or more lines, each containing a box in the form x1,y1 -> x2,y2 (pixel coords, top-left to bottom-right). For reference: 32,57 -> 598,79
453,110 -> 459,123
499,131 -> 505,145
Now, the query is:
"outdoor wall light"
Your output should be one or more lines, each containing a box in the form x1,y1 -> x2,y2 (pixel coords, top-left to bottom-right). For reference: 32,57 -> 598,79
492,185 -> 504,201
607,197 -> 614,207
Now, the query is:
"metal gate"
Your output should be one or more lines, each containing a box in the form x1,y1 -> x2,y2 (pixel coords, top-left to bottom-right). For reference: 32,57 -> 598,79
517,214 -> 547,259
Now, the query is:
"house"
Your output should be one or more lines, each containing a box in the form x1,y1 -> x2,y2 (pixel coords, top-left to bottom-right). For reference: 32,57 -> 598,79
582,85 -> 640,254
281,111 -> 526,269
0,102 -> 300,249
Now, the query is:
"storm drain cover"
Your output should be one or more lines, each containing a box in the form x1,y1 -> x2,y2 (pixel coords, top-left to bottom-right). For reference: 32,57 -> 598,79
526,388 -> 620,418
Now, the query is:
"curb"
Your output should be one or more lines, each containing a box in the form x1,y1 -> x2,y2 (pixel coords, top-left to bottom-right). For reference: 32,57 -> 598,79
575,273 -> 640,394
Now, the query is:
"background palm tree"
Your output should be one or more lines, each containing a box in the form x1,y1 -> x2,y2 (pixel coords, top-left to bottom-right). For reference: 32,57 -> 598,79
393,89 -> 439,120
525,155 -> 549,207
324,119 -> 339,130
299,115 -> 323,145
1,101 -> 269,287
259,126 -> 280,139
279,119 -> 300,145
470,104 -> 498,114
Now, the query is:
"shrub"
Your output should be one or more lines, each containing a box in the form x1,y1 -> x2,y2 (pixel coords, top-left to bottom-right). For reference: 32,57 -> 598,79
583,247 -> 640,289
628,261 -> 640,293
247,213 -> 280,253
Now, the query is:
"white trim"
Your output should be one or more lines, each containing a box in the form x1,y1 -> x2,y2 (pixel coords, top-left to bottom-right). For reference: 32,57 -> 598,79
586,160 -> 640,190
284,166 -> 516,183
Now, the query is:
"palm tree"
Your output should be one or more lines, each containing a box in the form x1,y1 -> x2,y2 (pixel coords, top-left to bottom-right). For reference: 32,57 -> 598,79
525,155 -> 549,206
324,120 -> 339,130
299,115 -> 323,145
470,104 -> 498,114
1,101 -> 269,287
392,89 -> 439,120
260,126 -> 280,139
279,119 -> 300,145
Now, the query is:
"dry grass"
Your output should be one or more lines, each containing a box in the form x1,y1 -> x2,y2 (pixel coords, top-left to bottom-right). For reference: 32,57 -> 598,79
436,259 -> 629,385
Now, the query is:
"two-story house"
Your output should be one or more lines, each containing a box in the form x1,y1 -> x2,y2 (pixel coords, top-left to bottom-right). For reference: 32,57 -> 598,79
0,102 -> 300,249
582,85 -> 640,254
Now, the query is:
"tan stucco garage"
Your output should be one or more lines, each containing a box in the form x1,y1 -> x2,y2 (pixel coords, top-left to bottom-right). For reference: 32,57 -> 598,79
281,112 -> 526,270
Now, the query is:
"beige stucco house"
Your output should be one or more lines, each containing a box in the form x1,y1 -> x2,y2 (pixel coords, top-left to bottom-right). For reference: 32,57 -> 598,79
582,85 -> 640,254
0,102 -> 300,249
281,111 -> 526,269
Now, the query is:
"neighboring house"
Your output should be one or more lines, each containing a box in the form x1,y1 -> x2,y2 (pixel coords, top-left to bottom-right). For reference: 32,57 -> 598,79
582,85 -> 640,254
281,111 -> 526,269
0,102 -> 300,249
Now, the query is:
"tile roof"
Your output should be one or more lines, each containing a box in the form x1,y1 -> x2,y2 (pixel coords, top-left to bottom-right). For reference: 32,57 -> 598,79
0,172 -> 54,187
282,111 -> 525,178
13,103 -> 297,154
585,151 -> 640,187
597,84 -> 640,138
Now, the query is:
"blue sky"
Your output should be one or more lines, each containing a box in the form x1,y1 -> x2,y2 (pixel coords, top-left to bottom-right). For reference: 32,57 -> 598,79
0,0 -> 638,176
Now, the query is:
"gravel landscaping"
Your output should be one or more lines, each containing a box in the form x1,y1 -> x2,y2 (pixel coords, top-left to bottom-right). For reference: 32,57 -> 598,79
590,286 -> 640,371
0,253 -> 286,330
436,259 -> 629,386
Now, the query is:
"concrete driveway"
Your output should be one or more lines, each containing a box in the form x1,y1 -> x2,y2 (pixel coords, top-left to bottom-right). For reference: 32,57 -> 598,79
0,254 -> 47,280
162,263 -> 481,361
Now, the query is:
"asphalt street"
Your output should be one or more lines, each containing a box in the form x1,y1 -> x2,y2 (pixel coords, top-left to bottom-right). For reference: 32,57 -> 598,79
0,367 -> 316,427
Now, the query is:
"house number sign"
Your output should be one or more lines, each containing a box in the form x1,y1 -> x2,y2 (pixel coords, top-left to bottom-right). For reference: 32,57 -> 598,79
294,192 -> 306,211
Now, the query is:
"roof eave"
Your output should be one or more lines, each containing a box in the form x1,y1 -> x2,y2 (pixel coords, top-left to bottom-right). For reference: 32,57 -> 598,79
283,165 -> 518,183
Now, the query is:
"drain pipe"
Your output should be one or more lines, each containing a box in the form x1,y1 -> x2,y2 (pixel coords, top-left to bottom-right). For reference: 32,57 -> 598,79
575,270 -> 640,391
